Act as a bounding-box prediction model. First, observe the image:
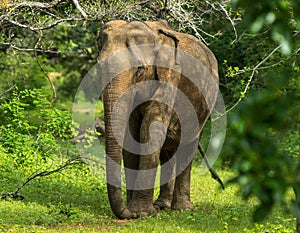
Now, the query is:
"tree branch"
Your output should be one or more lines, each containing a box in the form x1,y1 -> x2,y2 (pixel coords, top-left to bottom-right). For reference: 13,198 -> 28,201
139,1 -> 229,44
6,18 -> 84,32
0,84 -> 16,99
1,43 -> 61,54
219,3 -> 238,42
213,44 -> 282,121
7,0 -> 63,10
34,30 -> 57,106
72,0 -> 88,19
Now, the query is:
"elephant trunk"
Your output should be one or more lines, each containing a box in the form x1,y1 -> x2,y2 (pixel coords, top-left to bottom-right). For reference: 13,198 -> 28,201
103,74 -> 135,219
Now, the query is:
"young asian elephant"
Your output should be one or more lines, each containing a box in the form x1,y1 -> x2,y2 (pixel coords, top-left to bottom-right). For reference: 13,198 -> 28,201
97,20 -> 219,219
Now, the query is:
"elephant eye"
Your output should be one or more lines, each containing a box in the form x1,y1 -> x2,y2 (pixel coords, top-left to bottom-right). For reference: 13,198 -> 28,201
137,66 -> 144,73
134,66 -> 145,80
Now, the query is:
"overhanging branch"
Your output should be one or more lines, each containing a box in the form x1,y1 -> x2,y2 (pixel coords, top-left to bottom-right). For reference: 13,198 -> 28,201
7,0 -> 64,10
34,30 -> 57,106
6,18 -> 85,32
72,0 -> 88,19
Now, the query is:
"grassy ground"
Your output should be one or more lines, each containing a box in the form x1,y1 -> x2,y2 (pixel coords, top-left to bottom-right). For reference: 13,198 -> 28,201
0,161 -> 295,233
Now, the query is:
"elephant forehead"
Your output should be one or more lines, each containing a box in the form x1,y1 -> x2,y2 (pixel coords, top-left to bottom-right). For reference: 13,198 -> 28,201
101,21 -> 157,46
103,20 -> 127,29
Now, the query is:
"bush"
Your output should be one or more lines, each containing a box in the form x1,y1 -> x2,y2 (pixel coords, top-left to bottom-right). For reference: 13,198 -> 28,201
0,88 -> 74,173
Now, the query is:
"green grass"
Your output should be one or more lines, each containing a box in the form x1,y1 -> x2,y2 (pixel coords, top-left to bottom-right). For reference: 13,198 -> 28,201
0,162 -> 295,233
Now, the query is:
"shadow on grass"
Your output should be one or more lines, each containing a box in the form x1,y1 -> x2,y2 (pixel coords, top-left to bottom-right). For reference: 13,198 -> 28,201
0,167 -> 295,232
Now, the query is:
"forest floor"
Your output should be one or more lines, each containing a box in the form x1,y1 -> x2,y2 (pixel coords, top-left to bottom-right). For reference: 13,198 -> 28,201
0,162 -> 295,233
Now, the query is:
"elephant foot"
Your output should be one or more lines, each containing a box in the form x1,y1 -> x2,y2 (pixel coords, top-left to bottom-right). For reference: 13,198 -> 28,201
128,202 -> 157,218
119,207 -> 138,219
153,198 -> 172,210
171,199 -> 194,211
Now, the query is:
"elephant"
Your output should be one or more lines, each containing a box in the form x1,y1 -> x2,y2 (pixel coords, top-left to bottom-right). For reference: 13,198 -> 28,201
97,20 -> 219,219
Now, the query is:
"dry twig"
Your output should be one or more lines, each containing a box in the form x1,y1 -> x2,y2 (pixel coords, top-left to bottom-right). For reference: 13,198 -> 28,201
1,156 -> 83,200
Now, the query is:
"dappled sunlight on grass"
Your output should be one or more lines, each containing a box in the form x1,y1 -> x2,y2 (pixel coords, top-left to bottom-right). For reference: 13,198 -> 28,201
0,164 -> 295,232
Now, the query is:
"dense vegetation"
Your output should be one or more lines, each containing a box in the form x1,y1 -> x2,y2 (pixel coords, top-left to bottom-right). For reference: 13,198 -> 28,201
0,0 -> 299,232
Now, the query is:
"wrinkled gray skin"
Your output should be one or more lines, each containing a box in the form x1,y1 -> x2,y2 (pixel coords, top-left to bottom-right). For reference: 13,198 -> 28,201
97,20 -> 219,219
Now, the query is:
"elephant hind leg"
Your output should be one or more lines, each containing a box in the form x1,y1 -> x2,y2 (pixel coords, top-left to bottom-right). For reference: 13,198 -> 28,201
171,140 -> 197,211
171,160 -> 194,211
154,150 -> 175,210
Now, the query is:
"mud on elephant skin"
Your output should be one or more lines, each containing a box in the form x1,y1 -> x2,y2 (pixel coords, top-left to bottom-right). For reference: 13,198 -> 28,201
97,20 -> 219,219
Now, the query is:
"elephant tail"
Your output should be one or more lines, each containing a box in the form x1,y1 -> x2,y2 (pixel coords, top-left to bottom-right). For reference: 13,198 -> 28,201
198,143 -> 225,190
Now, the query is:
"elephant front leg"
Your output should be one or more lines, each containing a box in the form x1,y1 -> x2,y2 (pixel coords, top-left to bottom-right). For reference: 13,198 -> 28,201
127,114 -> 164,217
127,153 -> 159,217
123,110 -> 142,204
154,150 -> 175,210
123,150 -> 139,204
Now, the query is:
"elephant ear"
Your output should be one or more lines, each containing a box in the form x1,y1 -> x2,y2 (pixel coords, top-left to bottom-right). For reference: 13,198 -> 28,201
154,23 -> 181,88
157,28 -> 179,55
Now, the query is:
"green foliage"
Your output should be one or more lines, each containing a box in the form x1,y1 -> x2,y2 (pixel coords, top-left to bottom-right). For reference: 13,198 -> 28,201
49,22 -> 101,102
227,71 -> 300,221
0,88 -> 73,172
232,0 -> 300,54
0,52 -> 49,93
222,0 -> 300,225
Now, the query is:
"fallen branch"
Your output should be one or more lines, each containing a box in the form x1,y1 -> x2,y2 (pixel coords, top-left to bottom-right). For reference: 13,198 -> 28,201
1,156 -> 83,201
71,117 -> 105,142
94,117 -> 106,136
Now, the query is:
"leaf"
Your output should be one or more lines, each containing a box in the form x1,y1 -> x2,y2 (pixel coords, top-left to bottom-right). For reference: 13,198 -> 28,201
271,22 -> 292,55
265,12 -> 276,25
251,15 -> 265,33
